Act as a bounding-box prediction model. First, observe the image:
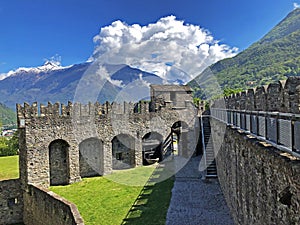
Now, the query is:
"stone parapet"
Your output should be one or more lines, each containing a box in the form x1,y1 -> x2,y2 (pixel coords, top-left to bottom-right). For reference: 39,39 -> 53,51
23,184 -> 84,225
211,118 -> 300,225
213,77 -> 300,113
16,101 -> 142,120
0,179 -> 23,225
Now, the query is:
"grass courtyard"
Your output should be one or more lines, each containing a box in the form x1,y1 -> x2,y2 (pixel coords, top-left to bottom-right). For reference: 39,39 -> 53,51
0,155 -> 19,180
50,165 -> 174,225
0,156 -> 174,225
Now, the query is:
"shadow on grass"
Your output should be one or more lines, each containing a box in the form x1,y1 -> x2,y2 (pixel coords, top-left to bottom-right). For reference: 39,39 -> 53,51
121,163 -> 175,225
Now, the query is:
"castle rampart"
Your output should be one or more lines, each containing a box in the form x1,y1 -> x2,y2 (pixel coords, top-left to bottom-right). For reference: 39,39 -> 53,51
16,99 -> 198,188
211,120 -> 300,225
210,76 -> 300,224
213,77 -> 300,113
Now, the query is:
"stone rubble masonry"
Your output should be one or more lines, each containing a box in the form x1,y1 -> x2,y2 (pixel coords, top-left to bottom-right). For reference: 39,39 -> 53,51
0,179 -> 23,224
23,184 -> 84,225
212,119 -> 300,225
16,100 -> 198,189
210,77 -> 300,224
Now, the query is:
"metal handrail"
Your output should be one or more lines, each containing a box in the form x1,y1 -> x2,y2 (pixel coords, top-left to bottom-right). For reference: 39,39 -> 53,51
200,115 -> 207,176
211,108 -> 300,159
162,132 -> 173,155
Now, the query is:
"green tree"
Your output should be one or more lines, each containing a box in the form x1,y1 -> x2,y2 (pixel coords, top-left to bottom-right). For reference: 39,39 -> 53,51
0,131 -> 19,156
223,88 -> 243,97
8,131 -> 19,155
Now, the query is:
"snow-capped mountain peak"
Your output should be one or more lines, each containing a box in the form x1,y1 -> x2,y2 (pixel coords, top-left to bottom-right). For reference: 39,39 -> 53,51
0,61 -> 72,81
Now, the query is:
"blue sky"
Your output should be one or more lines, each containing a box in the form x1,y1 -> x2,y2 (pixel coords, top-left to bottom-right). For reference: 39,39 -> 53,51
0,0 -> 299,73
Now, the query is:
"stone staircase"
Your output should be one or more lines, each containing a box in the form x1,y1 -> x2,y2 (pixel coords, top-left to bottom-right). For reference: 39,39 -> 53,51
202,116 -> 218,178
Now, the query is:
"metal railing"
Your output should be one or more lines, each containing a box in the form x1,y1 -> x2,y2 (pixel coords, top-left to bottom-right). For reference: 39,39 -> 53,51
162,132 -> 173,155
211,108 -> 300,158
200,115 -> 207,175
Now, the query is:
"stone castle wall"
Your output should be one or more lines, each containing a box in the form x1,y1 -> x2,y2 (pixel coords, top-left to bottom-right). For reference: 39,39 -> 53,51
23,184 -> 83,225
1,85 -> 199,224
213,76 -> 300,113
16,100 -> 198,188
211,119 -> 300,225
210,77 -> 300,224
0,179 -> 23,224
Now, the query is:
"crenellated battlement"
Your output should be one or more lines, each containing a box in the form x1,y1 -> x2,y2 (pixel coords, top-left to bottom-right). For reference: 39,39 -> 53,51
16,101 -> 152,120
213,76 -> 300,113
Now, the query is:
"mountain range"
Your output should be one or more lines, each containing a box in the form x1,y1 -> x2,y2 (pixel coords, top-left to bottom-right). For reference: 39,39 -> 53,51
189,8 -> 300,98
0,62 -> 163,110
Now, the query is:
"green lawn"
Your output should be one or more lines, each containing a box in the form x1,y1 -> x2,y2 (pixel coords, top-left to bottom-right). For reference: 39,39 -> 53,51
0,155 -> 19,180
51,165 -> 174,225
121,176 -> 174,225
0,156 -> 174,225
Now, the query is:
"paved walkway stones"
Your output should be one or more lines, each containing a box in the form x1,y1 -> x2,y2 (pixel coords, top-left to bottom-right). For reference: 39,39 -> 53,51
166,156 -> 234,225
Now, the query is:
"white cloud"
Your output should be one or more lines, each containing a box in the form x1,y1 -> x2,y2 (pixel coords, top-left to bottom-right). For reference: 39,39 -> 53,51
114,73 -> 152,102
90,15 -> 238,83
95,65 -> 124,88
294,2 -> 300,9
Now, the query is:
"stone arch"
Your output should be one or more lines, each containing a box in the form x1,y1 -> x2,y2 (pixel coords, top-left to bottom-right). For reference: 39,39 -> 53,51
49,139 -> 70,186
172,121 -> 189,157
111,134 -> 136,169
79,137 -> 103,178
142,132 -> 163,165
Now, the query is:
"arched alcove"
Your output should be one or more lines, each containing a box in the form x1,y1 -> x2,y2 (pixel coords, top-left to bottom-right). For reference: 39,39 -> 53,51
111,134 -> 135,169
49,139 -> 70,185
79,137 -> 103,178
142,132 -> 163,165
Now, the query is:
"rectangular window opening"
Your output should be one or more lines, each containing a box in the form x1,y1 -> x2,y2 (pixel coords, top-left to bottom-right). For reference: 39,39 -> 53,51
7,198 -> 18,208
116,153 -> 123,160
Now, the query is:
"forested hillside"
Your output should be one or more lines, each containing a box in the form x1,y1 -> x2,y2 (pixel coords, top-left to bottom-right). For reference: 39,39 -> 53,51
189,8 -> 300,98
0,103 -> 16,127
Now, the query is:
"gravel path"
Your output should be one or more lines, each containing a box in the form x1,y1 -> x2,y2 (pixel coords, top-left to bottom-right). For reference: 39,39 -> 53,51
166,156 -> 234,225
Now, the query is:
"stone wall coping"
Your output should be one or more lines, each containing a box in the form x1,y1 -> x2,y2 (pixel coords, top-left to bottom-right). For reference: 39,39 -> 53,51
31,184 -> 84,225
